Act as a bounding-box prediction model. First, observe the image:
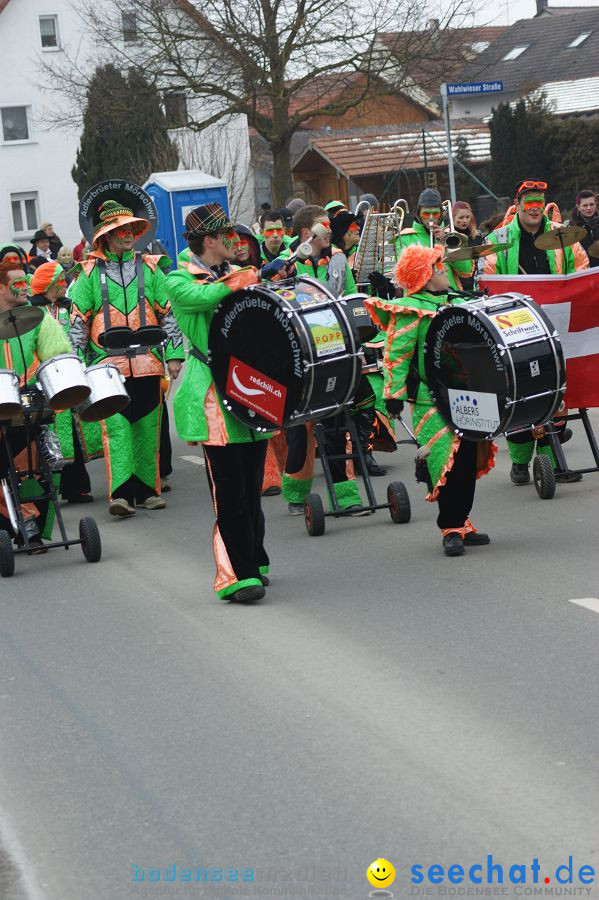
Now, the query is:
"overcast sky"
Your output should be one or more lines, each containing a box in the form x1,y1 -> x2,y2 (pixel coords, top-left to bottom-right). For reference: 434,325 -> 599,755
466,0 -> 598,26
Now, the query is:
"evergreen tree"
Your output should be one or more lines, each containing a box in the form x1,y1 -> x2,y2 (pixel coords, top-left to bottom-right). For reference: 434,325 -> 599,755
72,64 -> 179,198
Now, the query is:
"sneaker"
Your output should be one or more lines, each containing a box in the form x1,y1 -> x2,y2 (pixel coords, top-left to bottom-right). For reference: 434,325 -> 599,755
28,536 -> 48,555
555,471 -> 583,483
559,428 -> 573,445
510,463 -> 530,485
137,495 -> 166,509
443,533 -> 465,556
463,531 -> 490,546
160,478 -> 172,493
263,485 -> 282,496
288,502 -> 304,516
228,585 -> 266,603
260,574 -> 270,586
109,498 -> 136,517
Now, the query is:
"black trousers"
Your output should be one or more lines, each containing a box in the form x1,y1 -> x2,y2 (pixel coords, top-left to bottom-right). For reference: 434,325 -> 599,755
436,438 -> 477,530
60,419 -> 92,499
159,402 -> 172,478
0,426 -> 50,537
204,441 -> 269,585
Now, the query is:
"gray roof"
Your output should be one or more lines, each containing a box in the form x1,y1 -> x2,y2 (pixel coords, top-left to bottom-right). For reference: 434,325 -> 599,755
457,9 -> 599,94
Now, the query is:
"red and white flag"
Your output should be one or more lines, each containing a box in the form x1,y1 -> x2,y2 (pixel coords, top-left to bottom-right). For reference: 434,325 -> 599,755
480,268 -> 599,408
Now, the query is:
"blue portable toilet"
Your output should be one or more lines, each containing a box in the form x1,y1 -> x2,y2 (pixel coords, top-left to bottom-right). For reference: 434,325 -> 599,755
143,170 -> 229,267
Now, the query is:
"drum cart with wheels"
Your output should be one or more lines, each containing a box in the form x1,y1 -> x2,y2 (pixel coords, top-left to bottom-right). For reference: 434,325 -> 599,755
304,408 -> 411,536
0,398 -> 101,578
531,408 -> 599,500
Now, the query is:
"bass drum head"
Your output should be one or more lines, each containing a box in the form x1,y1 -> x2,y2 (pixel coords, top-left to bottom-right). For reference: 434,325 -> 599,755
79,180 -> 158,251
424,305 -> 511,440
209,285 -> 309,430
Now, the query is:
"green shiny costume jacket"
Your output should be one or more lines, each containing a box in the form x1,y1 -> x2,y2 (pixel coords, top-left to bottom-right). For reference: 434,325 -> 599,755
365,290 -> 496,500
165,257 -> 269,445
481,214 -> 588,276
69,249 -> 185,376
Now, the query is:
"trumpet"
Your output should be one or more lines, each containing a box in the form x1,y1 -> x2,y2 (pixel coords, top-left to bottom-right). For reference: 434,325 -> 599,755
442,200 -> 468,250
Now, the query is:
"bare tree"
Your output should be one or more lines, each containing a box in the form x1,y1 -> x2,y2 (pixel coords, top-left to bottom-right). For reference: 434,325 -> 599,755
40,0 -> 475,203
176,117 -> 253,222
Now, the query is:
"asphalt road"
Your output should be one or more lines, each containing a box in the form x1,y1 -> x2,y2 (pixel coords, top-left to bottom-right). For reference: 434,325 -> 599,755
1,407 -> 598,900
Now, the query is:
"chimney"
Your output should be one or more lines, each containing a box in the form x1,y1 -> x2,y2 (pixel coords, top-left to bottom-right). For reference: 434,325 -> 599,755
536,0 -> 548,15
427,17 -> 440,30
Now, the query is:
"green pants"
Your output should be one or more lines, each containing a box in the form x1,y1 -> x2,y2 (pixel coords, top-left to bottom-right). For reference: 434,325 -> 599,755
101,376 -> 162,504
507,438 -> 556,467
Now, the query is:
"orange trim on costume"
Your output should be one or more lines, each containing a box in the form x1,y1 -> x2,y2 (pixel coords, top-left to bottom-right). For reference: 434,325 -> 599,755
573,241 -> 590,271
100,420 -> 114,499
426,433 -> 461,502
441,525 -> 470,539
262,439 -> 283,492
205,455 -> 238,593
203,383 -> 229,446
426,424 -> 450,448
414,406 -> 437,436
220,267 -> 259,293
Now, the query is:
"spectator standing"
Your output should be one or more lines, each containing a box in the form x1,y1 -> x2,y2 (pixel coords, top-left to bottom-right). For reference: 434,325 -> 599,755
569,190 -> 599,268
29,230 -> 52,262
451,201 -> 484,290
38,222 -> 63,259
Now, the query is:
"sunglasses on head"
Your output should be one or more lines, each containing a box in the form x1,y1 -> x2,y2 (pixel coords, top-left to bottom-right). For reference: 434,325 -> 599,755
516,180 -> 547,195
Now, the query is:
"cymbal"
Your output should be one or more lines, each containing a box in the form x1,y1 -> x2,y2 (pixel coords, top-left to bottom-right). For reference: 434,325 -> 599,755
534,225 -> 587,251
587,239 -> 599,258
445,242 -> 511,262
0,304 -> 44,340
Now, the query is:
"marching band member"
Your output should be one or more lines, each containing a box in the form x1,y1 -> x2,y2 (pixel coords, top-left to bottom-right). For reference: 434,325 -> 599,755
165,204 -> 294,603
396,188 -> 471,290
30,261 -> 99,504
366,245 -> 496,557
69,200 -> 184,517
259,211 -> 288,263
280,205 -> 366,513
0,260 -> 72,548
481,178 -> 588,486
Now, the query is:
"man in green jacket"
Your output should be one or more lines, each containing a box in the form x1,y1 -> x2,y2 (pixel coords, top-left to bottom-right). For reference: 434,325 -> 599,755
366,244 -> 495,557
166,204 -> 293,603
396,188 -> 471,291
481,178 -> 589,485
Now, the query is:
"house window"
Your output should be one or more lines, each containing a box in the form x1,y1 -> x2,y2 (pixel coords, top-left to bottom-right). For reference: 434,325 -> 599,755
122,11 -> 138,42
10,193 -> 39,236
1,106 -> 30,142
39,15 -> 59,49
502,45 -> 529,60
425,172 -> 438,190
568,32 -> 591,48
165,93 -> 188,127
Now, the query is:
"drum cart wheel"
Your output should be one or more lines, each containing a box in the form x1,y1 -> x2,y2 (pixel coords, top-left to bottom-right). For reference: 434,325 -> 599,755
0,531 -> 15,578
80,517 -> 102,562
304,493 -> 325,537
387,482 -> 411,523
533,455 -> 556,500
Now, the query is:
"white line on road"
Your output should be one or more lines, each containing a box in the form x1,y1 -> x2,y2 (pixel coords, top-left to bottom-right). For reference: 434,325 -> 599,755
569,598 -> 599,614
179,455 -> 205,467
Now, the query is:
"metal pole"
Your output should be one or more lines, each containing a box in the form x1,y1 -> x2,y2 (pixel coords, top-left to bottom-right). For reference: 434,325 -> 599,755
422,129 -> 428,185
440,83 -> 456,205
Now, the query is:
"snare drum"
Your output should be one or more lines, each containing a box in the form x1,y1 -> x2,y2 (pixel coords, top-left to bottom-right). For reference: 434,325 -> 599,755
36,354 -> 91,410
208,276 -> 362,429
77,364 -> 130,422
343,294 -> 378,343
424,293 -> 565,440
0,369 -> 22,420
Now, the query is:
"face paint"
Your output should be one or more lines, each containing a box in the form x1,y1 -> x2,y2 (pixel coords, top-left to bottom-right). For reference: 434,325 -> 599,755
9,277 -> 27,295
56,279 -> 67,289
521,195 -> 545,211
221,229 -> 239,250
421,208 -> 441,219
263,227 -> 284,237
112,226 -> 134,243
237,239 -> 250,251
347,223 -> 360,233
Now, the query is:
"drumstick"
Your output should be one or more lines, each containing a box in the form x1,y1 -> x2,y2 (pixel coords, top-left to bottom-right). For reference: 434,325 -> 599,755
286,223 -> 330,265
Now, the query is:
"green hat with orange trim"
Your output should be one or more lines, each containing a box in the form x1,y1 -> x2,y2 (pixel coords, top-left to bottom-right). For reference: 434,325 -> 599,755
92,199 -> 151,248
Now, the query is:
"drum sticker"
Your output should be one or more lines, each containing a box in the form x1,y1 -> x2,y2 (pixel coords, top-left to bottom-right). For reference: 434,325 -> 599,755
275,289 -> 296,301
490,308 -> 544,344
448,389 -> 500,434
326,377 -> 337,392
305,310 -> 346,357
530,360 -> 540,377
225,356 -> 287,425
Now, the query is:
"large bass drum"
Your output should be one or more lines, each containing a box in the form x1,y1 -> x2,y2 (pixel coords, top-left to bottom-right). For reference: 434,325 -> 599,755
424,292 -> 565,441
209,277 -> 362,430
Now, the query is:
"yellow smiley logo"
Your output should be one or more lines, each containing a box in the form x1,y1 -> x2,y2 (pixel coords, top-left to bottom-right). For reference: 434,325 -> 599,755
366,858 -> 395,888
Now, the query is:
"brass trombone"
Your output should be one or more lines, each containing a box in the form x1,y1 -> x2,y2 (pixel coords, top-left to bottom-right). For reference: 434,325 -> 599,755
442,200 -> 468,250
390,198 -> 409,249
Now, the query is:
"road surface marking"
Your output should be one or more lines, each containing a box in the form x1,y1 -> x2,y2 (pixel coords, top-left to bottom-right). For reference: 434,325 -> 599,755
179,455 -> 205,467
569,597 -> 599,614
